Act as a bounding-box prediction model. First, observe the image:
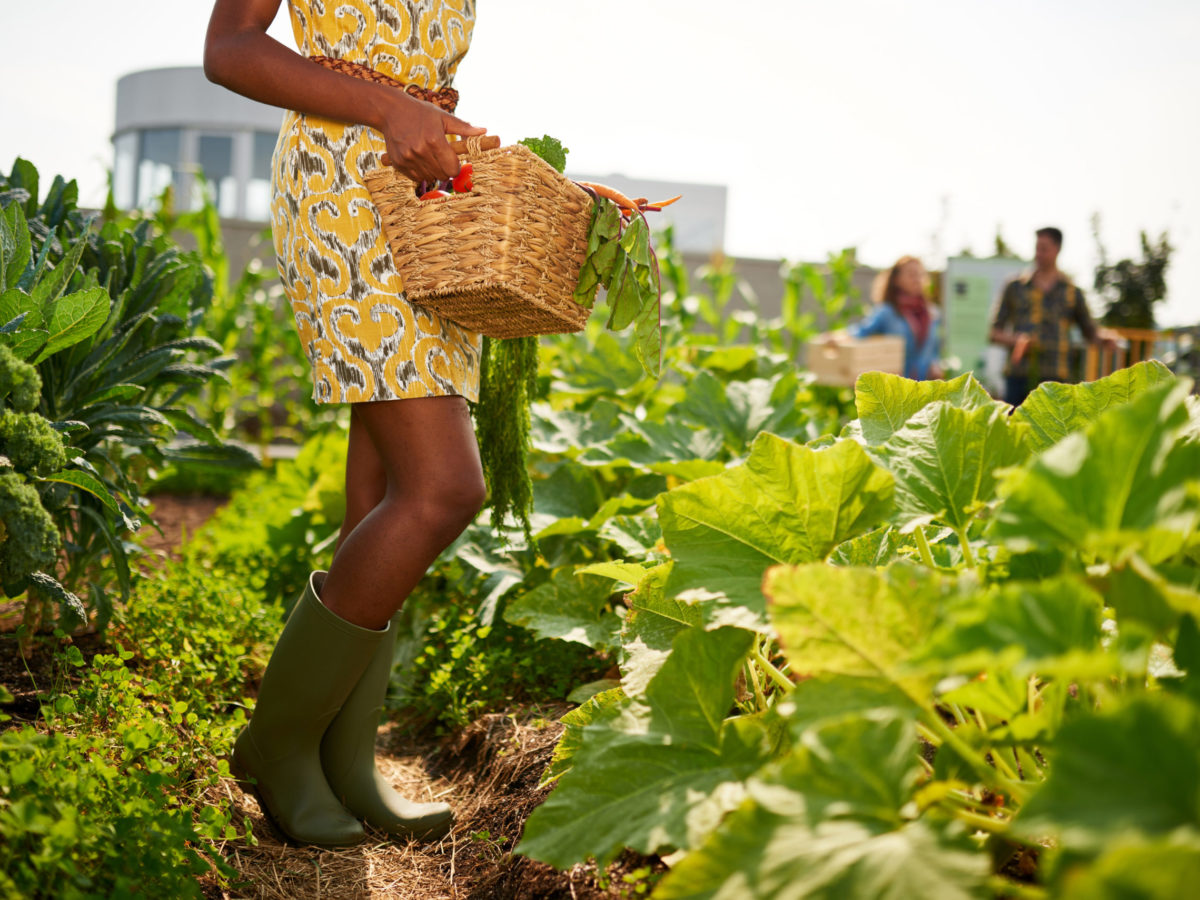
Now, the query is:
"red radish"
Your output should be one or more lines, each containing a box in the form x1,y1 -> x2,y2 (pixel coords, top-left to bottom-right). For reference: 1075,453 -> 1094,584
452,163 -> 474,193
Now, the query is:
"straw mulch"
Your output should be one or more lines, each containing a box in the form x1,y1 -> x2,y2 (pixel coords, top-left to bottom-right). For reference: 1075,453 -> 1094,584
204,710 -> 664,899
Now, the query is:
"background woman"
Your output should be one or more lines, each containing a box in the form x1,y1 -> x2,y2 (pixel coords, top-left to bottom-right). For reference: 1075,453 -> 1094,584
204,0 -> 488,848
844,255 -> 943,380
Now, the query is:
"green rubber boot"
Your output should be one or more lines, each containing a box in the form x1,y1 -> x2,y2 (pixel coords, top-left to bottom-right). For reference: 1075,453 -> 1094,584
231,572 -> 388,847
319,612 -> 454,840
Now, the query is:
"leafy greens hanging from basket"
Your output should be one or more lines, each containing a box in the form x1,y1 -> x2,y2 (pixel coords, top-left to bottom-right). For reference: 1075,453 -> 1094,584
366,134 -> 677,541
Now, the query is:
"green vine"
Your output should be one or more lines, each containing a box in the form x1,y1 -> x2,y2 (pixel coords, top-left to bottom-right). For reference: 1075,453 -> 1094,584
472,334 -> 538,543
469,136 -> 665,541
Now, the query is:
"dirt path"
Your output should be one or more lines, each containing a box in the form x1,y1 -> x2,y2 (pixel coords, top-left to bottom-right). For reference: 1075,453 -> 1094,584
209,713 -> 650,900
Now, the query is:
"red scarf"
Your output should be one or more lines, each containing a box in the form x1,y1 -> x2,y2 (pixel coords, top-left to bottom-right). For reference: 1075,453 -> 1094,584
894,293 -> 931,346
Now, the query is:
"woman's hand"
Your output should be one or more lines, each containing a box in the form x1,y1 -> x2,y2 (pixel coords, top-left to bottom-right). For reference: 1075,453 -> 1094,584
376,92 -> 485,185
821,329 -> 850,348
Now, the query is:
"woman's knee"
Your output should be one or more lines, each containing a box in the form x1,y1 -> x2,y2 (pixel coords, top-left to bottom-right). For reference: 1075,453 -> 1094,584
405,470 -> 487,540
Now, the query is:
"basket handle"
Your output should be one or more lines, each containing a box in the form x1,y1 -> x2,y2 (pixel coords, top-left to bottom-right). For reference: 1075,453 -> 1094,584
380,135 -> 500,169
450,135 -> 501,156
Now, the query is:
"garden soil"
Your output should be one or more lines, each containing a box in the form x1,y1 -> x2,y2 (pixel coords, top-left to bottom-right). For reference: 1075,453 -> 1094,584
1,494 -> 662,899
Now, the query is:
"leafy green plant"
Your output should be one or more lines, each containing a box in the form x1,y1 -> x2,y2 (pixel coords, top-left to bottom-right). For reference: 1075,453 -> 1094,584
1092,215 -> 1173,329
193,428 -> 347,605
0,345 -> 64,597
504,361 -> 1200,898
0,158 -> 257,631
779,246 -> 863,350
0,554 -> 277,899
388,588 -> 606,734
153,186 -> 336,452
661,246 -> 760,349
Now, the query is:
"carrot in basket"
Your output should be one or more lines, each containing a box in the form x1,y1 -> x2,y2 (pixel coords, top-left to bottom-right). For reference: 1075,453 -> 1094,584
574,181 -> 640,214
647,194 -> 681,210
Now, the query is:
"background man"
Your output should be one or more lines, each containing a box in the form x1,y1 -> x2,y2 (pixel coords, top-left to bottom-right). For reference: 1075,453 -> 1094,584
987,226 -> 1114,405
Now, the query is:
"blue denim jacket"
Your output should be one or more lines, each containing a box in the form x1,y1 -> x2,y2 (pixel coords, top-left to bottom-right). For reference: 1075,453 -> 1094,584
849,303 -> 940,380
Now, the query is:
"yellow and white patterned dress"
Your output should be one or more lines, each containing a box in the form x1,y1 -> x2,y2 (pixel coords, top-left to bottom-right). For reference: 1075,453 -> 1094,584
271,0 -> 480,404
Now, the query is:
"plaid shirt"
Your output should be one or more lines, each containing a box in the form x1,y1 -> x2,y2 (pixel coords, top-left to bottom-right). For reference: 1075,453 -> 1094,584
989,274 -> 1098,383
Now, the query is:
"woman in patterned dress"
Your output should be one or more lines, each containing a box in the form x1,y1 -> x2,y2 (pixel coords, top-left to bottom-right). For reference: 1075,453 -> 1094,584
205,0 -> 488,847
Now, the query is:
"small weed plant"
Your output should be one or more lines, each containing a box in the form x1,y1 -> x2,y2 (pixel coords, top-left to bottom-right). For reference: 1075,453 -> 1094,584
0,556 -> 277,898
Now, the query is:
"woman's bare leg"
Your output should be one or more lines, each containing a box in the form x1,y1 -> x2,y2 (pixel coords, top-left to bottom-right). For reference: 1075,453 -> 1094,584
319,395 -> 485,630
336,406 -> 387,554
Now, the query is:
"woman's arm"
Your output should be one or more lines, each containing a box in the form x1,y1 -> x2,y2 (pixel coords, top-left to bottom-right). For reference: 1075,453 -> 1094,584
203,0 -> 486,184
848,305 -> 887,338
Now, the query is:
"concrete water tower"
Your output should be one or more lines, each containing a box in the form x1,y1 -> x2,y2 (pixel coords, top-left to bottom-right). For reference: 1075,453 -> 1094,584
112,67 -> 283,222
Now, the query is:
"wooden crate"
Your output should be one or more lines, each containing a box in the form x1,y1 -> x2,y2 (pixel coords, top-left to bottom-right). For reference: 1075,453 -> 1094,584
804,336 -> 905,387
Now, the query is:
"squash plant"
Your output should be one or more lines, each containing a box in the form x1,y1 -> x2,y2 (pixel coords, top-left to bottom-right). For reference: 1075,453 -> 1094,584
0,158 -> 256,631
503,361 -> 1200,898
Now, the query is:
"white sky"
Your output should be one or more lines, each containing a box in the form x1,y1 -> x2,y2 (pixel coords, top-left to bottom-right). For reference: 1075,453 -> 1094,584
2,1 -> 1197,325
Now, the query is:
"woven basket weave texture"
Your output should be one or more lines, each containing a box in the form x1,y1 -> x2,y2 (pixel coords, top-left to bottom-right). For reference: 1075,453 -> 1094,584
364,138 -> 595,339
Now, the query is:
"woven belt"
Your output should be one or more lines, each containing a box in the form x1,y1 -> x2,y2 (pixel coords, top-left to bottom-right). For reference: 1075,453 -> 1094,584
309,55 -> 459,113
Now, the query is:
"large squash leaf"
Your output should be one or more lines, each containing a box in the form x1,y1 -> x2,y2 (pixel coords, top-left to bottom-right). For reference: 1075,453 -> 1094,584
855,371 -> 1003,446
993,379 -> 1200,565
1013,360 -> 1176,453
659,433 -> 893,625
764,563 -> 948,682
587,415 -> 725,479
915,576 -> 1105,675
618,562 -> 703,696
541,686 -> 626,785
1013,694 -> 1200,853
516,626 -> 762,868
780,674 -> 918,737
674,369 -> 811,452
654,716 -> 988,900
829,525 -> 904,568
502,569 -> 623,651
879,401 -> 1030,532
1059,833 -> 1200,900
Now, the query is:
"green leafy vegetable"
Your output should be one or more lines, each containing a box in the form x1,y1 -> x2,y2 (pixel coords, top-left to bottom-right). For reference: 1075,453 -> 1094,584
518,135 -> 569,174
573,196 -> 663,378
473,334 -> 539,542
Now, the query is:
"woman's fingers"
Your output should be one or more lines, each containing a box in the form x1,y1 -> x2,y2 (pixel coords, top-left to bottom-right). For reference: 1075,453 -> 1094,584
430,134 -> 462,180
380,100 -> 489,182
442,114 -> 487,138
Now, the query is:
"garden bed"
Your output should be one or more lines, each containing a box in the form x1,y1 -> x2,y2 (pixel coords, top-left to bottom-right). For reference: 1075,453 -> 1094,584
205,711 -> 662,900
0,493 -> 655,900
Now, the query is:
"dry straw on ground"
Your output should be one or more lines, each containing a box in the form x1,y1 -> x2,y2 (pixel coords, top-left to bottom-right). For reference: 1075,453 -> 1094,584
205,712 -> 661,900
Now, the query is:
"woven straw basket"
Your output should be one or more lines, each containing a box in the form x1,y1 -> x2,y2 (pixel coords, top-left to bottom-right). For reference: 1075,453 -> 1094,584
363,137 -> 596,339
